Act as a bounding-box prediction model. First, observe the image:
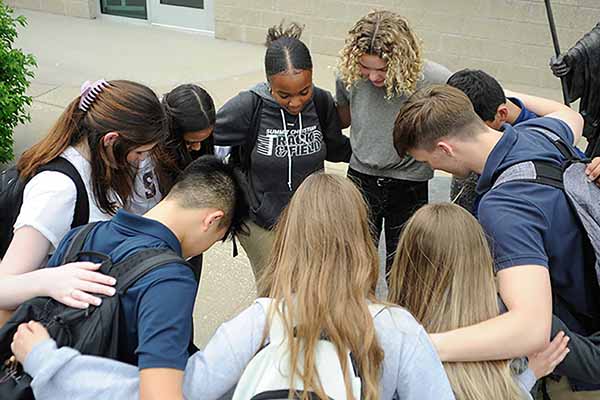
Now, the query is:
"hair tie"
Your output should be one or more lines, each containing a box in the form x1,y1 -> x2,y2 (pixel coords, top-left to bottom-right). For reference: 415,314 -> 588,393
79,79 -> 110,112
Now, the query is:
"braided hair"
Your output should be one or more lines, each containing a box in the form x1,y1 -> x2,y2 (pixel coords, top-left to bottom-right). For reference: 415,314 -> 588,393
264,22 -> 313,78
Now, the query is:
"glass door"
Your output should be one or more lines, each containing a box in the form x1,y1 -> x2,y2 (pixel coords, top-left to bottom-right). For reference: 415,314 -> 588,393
101,0 -> 147,19
148,0 -> 214,33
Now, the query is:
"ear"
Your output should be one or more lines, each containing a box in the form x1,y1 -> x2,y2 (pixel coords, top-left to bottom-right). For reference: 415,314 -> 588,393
102,132 -> 120,147
200,210 -> 225,232
496,104 -> 509,123
437,141 -> 454,157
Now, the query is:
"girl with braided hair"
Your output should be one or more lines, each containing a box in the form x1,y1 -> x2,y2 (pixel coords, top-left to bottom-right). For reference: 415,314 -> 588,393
214,22 -> 351,280
336,10 -> 451,276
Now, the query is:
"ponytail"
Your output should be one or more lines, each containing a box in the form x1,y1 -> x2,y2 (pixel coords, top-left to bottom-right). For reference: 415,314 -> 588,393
18,98 -> 85,179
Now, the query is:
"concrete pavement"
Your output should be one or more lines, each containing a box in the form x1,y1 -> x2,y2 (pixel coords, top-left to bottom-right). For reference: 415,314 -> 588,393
11,9 -> 451,347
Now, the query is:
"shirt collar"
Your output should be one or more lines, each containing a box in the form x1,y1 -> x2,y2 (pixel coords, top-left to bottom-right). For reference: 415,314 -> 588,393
476,126 -> 519,195
112,209 -> 182,255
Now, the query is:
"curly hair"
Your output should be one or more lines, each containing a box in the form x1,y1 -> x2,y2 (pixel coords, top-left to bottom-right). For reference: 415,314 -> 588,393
338,10 -> 424,99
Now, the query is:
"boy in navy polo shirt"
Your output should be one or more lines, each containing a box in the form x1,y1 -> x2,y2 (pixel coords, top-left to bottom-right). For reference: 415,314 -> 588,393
393,85 -> 600,398
447,69 -> 538,213
43,156 -> 247,400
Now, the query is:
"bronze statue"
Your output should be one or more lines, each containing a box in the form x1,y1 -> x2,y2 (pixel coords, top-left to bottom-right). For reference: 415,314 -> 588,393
550,22 -> 600,157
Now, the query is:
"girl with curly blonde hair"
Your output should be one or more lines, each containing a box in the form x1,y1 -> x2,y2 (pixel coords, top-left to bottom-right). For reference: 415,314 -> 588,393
336,10 -> 451,276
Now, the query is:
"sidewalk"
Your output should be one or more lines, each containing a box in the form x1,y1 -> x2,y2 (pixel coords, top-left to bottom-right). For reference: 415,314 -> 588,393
12,9 -> 450,347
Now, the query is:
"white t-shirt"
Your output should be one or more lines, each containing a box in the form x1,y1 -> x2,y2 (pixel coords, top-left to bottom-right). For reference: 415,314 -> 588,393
126,157 -> 162,215
14,146 -> 111,250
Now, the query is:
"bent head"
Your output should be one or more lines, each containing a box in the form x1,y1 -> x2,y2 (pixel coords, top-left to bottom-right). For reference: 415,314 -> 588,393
165,156 -> 249,258
447,69 -> 508,130
163,84 -> 215,154
264,22 -> 314,115
18,80 -> 167,215
393,84 -> 487,178
338,10 -> 423,98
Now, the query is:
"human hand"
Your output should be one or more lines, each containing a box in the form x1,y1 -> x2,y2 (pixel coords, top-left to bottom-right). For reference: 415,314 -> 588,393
585,157 -> 600,187
11,321 -> 51,364
528,331 -> 570,379
549,54 -> 571,77
40,262 -> 116,308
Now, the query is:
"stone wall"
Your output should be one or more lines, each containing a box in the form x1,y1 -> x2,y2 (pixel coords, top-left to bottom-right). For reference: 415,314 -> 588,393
215,0 -> 600,97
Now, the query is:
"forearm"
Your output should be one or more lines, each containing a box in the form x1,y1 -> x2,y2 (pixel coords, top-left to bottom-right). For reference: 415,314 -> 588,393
0,269 -> 48,309
503,90 -> 565,117
140,368 -> 184,400
25,340 -> 140,400
433,310 -> 549,362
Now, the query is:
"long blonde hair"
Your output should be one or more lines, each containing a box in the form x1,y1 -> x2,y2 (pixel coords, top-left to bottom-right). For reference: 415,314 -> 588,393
338,10 -> 423,99
388,203 -> 524,400
257,174 -> 383,400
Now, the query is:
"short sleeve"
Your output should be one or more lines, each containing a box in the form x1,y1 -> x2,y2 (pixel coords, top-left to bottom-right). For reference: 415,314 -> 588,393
135,265 -> 198,370
335,76 -> 350,107
519,117 -> 575,146
478,187 -> 550,270
14,171 -> 77,250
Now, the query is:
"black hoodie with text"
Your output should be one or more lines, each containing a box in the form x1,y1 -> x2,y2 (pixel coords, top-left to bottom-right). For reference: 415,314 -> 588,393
214,82 -> 351,229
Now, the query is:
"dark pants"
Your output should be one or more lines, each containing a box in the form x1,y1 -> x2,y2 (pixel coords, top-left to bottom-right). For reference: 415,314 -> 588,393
347,168 -> 428,276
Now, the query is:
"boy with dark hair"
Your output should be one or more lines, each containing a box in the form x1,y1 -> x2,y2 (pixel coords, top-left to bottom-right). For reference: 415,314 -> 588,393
393,85 -> 600,398
447,69 -> 538,212
22,156 -> 248,400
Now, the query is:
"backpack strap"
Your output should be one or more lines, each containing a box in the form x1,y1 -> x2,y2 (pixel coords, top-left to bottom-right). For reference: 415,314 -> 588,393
368,304 -> 386,319
241,92 -> 264,173
528,126 -> 586,162
312,86 -> 330,133
61,221 -> 102,263
112,248 -> 194,294
37,157 -> 89,229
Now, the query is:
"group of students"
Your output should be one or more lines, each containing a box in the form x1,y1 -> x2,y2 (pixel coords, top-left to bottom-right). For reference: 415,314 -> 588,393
1,8 -> 599,400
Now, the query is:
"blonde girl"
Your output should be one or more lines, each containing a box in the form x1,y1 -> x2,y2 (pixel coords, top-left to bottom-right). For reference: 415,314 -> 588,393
388,203 -> 570,400
337,10 -> 451,273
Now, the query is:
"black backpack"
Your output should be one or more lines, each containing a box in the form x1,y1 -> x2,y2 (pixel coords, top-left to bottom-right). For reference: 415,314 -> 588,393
0,222 -> 196,400
0,157 -> 89,257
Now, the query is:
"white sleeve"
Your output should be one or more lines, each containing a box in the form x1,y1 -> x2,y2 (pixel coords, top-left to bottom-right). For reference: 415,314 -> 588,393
183,302 -> 266,399
214,146 -> 232,163
14,171 -> 77,250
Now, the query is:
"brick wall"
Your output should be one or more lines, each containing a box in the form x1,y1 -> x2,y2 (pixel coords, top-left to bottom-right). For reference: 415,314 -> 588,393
6,0 -> 97,18
215,0 -> 600,98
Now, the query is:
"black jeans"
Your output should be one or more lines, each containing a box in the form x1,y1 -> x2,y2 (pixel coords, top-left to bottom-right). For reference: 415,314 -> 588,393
347,168 -> 428,276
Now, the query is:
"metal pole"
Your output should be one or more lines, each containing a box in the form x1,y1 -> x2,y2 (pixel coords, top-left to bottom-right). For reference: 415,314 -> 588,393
544,0 -> 570,106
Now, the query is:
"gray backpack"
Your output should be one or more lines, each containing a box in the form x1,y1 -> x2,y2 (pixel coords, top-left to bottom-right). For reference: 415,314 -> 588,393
492,126 -> 600,285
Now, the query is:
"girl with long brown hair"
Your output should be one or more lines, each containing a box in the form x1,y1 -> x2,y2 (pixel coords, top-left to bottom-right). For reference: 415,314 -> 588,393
337,10 -> 451,275
10,174 -> 454,400
0,80 -> 166,312
388,203 -> 570,400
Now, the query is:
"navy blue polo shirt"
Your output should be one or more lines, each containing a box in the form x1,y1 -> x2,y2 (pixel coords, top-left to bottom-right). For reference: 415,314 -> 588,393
508,97 -> 538,125
47,210 -> 198,371
477,117 -> 600,338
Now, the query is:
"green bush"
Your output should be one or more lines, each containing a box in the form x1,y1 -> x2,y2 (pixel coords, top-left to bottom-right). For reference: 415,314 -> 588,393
0,3 -> 36,164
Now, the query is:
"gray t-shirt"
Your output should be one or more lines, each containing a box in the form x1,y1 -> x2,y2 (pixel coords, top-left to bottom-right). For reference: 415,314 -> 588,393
336,60 -> 452,180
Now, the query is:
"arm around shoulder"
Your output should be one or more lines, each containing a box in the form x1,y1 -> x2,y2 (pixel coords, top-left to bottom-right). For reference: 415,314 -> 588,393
432,265 -> 552,362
